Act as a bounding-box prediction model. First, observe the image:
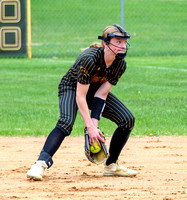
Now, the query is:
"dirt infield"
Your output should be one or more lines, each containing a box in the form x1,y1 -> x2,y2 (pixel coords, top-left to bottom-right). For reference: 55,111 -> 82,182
0,136 -> 186,200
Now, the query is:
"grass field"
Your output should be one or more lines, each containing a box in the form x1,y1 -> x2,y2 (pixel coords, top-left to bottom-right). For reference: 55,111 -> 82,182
0,56 -> 186,136
0,1 -> 186,137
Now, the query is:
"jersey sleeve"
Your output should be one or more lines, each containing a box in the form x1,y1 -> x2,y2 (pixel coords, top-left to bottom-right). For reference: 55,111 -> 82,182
77,56 -> 95,84
108,61 -> 126,85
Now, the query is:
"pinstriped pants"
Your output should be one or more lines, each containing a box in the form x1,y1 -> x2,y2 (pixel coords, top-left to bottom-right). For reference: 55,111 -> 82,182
56,86 -> 135,135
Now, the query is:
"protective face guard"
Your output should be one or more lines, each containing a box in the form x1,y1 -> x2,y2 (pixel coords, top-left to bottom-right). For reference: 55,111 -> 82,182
98,32 -> 131,44
107,32 -> 131,39
98,34 -> 131,59
98,26 -> 131,59
109,41 -> 131,51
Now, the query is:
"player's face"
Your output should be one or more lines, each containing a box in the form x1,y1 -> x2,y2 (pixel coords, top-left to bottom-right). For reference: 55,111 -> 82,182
109,37 -> 127,54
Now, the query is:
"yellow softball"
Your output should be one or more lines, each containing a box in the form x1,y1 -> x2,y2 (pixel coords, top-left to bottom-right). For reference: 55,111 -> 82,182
90,141 -> 101,154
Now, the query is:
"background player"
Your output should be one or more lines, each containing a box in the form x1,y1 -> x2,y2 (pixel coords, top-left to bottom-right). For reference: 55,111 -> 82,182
27,24 -> 138,180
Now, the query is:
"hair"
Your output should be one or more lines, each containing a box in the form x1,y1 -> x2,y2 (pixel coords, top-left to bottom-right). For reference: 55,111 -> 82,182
102,24 -> 124,38
80,24 -> 125,52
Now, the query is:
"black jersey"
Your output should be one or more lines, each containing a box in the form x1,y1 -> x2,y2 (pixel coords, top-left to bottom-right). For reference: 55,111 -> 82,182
58,47 -> 126,96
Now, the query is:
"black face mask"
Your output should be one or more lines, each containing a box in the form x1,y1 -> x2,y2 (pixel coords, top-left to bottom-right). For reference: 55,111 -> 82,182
107,44 -> 128,60
106,41 -> 130,60
116,52 -> 127,60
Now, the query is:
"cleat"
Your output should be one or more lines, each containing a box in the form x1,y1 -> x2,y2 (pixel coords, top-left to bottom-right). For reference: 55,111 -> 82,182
27,160 -> 47,181
103,162 -> 138,177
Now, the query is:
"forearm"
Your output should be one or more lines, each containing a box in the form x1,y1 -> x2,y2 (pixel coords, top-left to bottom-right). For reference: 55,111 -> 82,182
94,81 -> 112,100
76,95 -> 94,128
76,82 -> 105,144
76,94 -> 104,145
91,118 -> 99,127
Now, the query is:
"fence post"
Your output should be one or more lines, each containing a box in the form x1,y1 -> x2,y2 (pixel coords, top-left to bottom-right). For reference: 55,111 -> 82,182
120,0 -> 124,28
27,0 -> 32,59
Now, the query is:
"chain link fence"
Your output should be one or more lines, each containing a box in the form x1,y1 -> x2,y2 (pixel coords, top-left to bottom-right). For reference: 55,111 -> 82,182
31,0 -> 123,58
30,0 -> 186,58
1,0 -> 186,58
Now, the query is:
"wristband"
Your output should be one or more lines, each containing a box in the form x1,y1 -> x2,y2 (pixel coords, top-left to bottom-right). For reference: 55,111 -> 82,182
91,97 -> 106,120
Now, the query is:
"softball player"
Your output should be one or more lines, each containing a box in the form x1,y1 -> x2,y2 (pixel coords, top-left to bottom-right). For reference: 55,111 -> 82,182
27,24 -> 138,180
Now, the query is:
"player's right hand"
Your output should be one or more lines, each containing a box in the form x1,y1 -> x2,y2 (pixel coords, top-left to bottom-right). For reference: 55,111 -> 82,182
87,126 -> 105,148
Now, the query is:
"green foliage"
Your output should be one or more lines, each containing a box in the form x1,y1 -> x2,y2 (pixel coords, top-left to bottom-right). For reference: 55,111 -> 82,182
0,56 -> 186,136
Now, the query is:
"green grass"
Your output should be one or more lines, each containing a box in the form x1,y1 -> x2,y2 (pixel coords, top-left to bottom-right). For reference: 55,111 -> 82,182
0,56 -> 186,136
1,1 -> 186,137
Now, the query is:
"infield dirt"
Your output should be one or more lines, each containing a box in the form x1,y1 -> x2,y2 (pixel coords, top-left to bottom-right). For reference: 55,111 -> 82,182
0,136 -> 186,200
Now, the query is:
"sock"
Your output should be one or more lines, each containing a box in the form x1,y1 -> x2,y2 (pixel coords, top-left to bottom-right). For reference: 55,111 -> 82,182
106,127 -> 131,166
37,126 -> 67,168
40,126 -> 66,157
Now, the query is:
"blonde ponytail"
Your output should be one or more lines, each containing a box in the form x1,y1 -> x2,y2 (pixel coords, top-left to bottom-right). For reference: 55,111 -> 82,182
80,42 -> 103,52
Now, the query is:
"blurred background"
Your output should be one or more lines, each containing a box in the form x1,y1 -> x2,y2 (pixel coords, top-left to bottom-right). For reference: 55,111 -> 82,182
30,0 -> 186,58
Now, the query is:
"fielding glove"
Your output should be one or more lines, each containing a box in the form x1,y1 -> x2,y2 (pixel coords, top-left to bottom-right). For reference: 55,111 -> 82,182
84,127 -> 108,165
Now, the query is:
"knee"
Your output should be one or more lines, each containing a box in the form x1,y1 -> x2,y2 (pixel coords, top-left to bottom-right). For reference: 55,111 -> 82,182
129,115 -> 135,130
56,117 -> 74,135
119,114 -> 135,131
